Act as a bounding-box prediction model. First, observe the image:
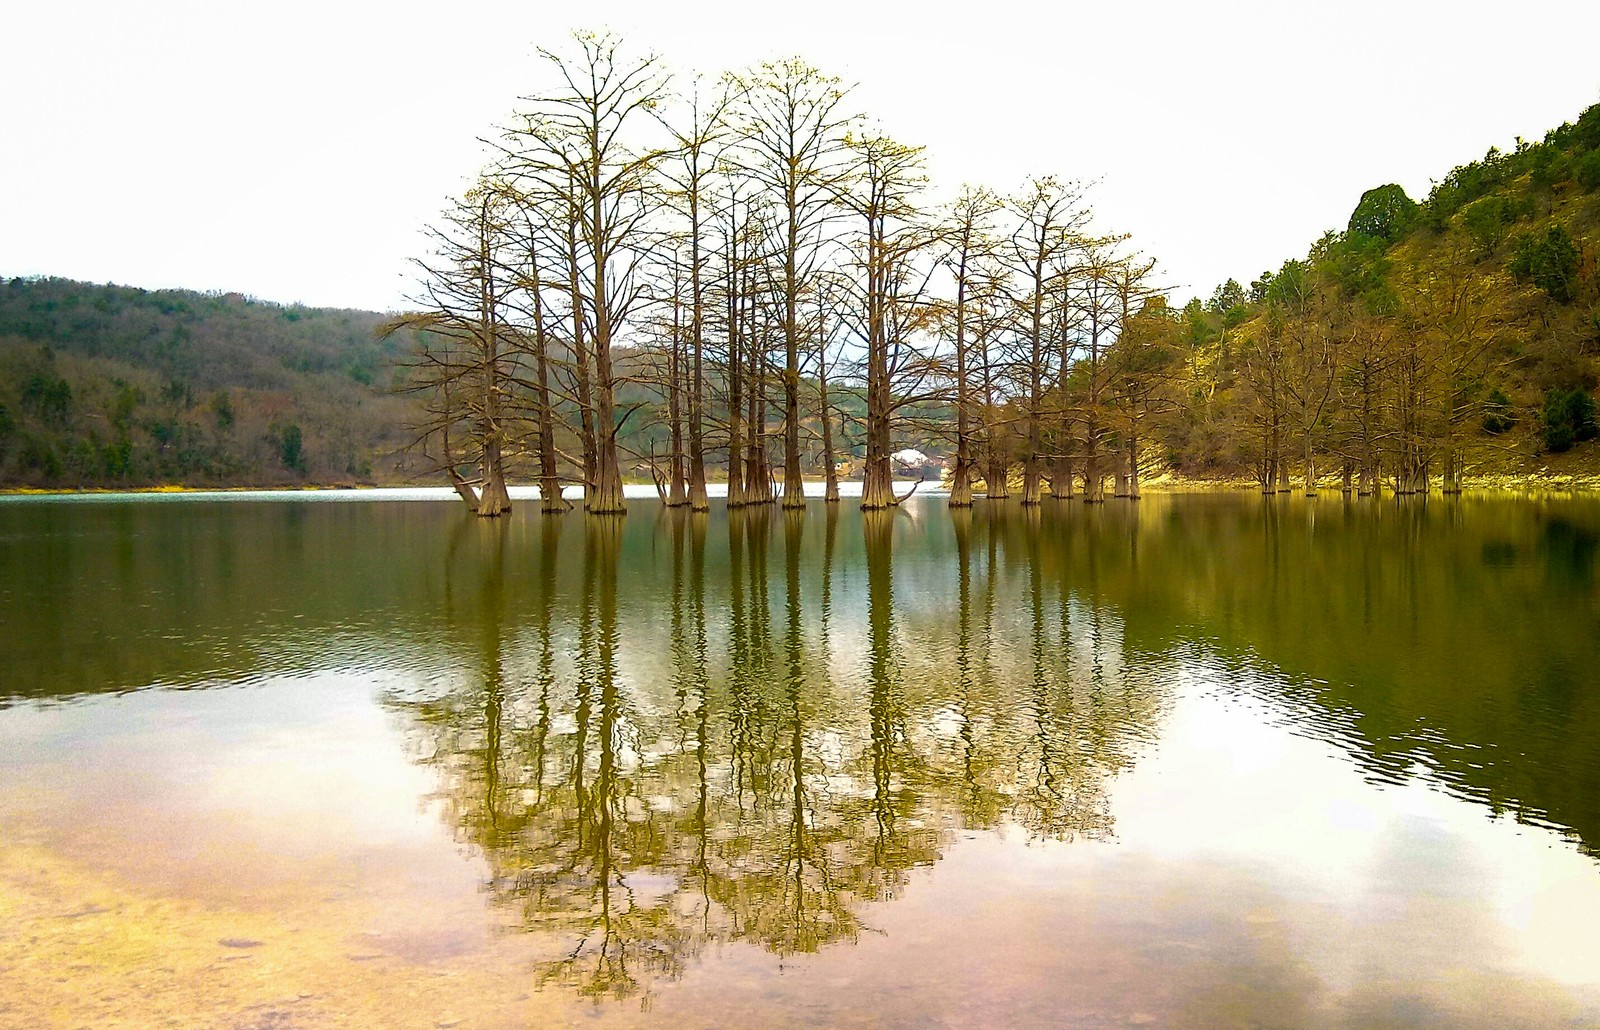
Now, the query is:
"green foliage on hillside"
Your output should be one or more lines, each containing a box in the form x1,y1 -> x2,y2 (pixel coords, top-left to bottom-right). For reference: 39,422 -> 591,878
1163,101 -> 1600,484
0,278 -> 429,487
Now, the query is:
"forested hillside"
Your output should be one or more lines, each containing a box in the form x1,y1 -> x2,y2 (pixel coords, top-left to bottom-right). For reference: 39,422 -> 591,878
1162,101 -> 1600,488
0,279 -> 430,487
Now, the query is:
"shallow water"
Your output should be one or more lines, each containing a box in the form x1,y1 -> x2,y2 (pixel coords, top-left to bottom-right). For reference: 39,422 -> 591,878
2,491 -> 1598,1028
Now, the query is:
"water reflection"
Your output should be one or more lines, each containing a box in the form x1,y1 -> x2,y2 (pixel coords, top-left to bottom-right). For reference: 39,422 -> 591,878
385,504 -> 1159,999
5,493 -> 1600,1021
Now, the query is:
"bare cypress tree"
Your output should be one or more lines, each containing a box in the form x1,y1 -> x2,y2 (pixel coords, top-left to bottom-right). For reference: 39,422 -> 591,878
389,180 -> 518,516
840,133 -> 928,510
1070,237 -> 1123,502
511,210 -> 569,512
722,186 -> 748,508
510,32 -> 673,515
814,272 -> 849,504
739,59 -> 854,510
940,187 -> 1003,508
1005,178 -> 1085,506
658,77 -> 740,512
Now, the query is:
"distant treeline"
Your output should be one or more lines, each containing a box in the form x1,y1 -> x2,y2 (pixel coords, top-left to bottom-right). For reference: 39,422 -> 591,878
0,278 -> 428,487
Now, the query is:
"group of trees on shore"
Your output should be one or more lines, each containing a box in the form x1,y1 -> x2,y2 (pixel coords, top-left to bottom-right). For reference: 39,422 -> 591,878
406,33 -> 1600,517
7,36 -> 1591,501
397,32 -> 1168,517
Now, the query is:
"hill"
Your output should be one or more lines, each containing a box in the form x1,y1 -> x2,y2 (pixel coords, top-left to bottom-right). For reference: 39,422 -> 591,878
1160,101 -> 1600,487
0,278 -> 430,487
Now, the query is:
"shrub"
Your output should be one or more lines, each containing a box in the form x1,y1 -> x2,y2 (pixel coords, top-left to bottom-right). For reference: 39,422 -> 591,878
1348,184 -> 1417,243
1576,149 -> 1600,191
1510,224 -> 1580,303
1543,388 -> 1598,452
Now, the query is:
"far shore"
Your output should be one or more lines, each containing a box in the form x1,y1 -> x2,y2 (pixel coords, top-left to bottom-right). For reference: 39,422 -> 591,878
6,471 -> 1600,499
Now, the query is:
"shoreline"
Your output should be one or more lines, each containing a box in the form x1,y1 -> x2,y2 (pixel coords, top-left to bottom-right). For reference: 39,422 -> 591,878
5,472 -> 1600,499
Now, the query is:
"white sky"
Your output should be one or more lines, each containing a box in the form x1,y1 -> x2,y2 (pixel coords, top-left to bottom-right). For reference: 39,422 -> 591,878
3,0 -> 1598,312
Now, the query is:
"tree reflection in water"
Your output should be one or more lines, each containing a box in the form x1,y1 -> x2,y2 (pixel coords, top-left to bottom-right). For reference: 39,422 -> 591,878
388,504 -> 1162,1002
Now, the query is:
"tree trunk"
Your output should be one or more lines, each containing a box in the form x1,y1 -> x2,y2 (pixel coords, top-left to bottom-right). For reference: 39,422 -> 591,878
1304,443 -> 1317,497
447,464 -> 480,513
1340,459 -> 1353,496
687,194 -> 709,513
861,340 -> 895,510
1127,435 -> 1141,500
725,218 -> 746,509
861,208 -> 895,512
526,243 -> 565,514
1050,455 -> 1074,500
1441,449 -> 1462,494
476,437 -> 512,516
950,258 -> 973,509
819,372 -> 839,504
986,456 -> 1010,500
666,289 -> 688,508
950,457 -> 973,507
587,163 -> 627,516
744,306 -> 773,506
1082,432 -> 1104,503
566,207 -> 598,503
474,195 -> 510,518
780,275 -> 804,510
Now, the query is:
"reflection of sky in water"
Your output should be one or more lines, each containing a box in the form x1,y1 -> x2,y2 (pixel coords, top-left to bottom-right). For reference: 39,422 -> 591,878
6,663 -> 1598,1024
2,493 -> 1599,1026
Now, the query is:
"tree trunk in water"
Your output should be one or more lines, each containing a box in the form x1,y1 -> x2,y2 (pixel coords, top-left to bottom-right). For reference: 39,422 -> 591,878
1050,456 -> 1074,500
687,198 -> 709,513
667,294 -> 688,508
1021,455 -> 1042,505
781,360 -> 804,509
1113,467 -> 1129,498
950,457 -> 973,507
476,437 -> 512,517
951,265 -> 973,509
590,433 -> 625,514
817,304 -> 840,506
861,349 -> 894,510
745,334 -> 773,506
725,227 -> 745,509
473,194 -> 510,519
447,465 -> 480,513
1341,459 -> 1353,496
528,257 -> 565,515
565,202 -> 598,503
986,457 -> 1010,500
820,419 -> 839,504
588,326 -> 626,516
1358,462 -> 1376,497
1082,443 -> 1104,504
1304,444 -> 1317,497
1127,436 -> 1141,499
1441,449 -> 1461,494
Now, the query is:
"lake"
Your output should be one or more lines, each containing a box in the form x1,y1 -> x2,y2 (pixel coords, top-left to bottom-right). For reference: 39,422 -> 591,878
2,491 -> 1599,1028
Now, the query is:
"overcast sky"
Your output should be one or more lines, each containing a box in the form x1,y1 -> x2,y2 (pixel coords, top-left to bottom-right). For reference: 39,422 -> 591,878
3,0 -> 1597,312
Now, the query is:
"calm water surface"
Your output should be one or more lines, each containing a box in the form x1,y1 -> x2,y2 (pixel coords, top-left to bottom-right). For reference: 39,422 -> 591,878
2,491 -> 1599,1028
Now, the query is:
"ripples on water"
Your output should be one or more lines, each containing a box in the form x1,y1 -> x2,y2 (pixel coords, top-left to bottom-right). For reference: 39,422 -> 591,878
1,491 -> 1598,1026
